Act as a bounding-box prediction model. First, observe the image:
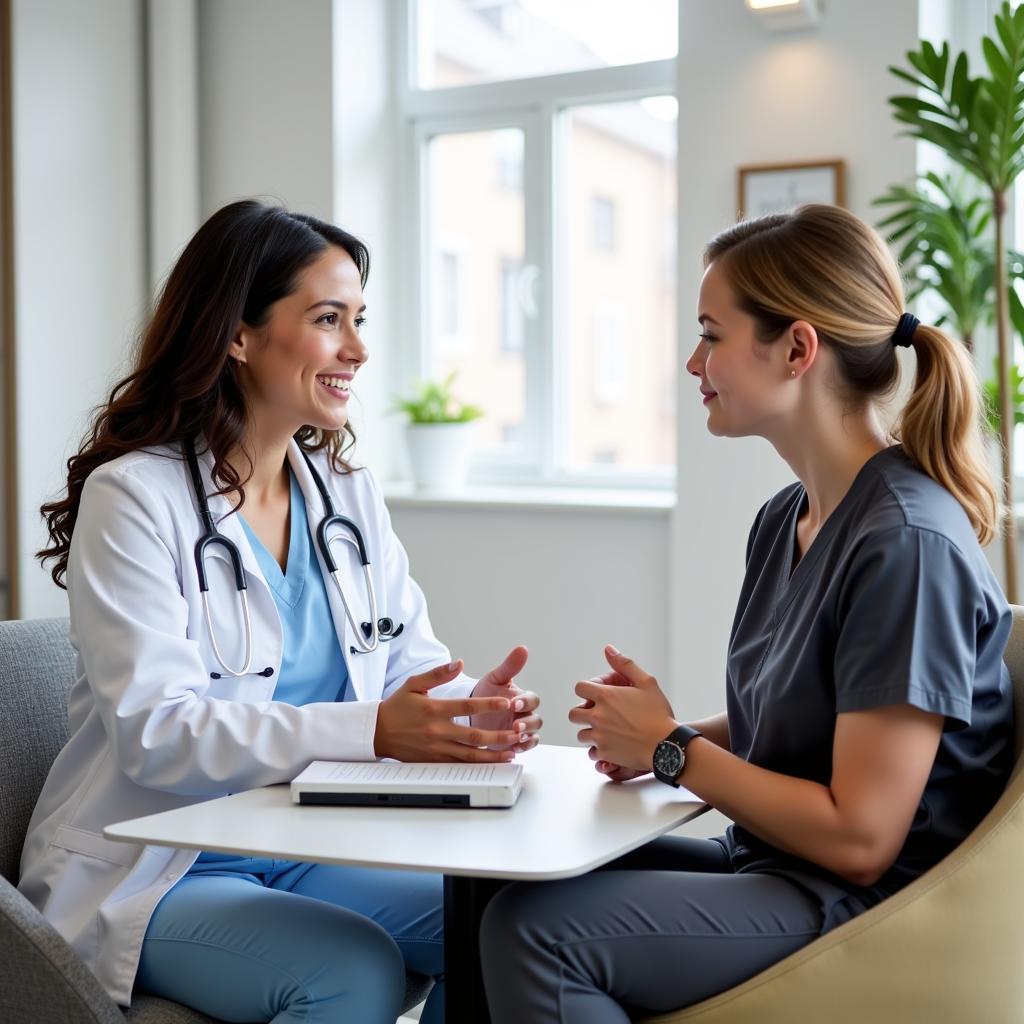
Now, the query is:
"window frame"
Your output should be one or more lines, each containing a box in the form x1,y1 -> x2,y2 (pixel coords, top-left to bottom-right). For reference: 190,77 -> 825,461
396,0 -> 677,489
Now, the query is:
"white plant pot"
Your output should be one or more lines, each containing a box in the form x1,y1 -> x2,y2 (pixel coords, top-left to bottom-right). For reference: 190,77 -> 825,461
404,422 -> 476,492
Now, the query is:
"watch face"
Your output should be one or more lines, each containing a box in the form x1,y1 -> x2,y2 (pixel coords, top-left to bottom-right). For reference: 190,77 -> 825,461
653,741 -> 683,780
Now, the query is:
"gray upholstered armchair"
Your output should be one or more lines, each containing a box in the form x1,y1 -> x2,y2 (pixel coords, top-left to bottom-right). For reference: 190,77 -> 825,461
0,617 -> 429,1023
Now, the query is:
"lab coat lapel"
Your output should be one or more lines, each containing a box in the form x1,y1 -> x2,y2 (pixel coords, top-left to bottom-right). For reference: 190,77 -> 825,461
286,441 -> 366,700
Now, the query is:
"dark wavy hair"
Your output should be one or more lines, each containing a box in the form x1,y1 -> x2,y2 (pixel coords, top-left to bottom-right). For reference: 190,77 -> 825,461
38,199 -> 371,590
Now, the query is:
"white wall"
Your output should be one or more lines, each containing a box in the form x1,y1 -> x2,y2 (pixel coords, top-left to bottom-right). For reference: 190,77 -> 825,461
197,0 -> 335,220
670,0 -> 920,723
147,0 -> 200,293
332,0 -> 404,477
11,0 -> 148,618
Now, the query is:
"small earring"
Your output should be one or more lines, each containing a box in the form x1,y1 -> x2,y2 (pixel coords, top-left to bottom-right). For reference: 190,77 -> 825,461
790,370 -> 797,377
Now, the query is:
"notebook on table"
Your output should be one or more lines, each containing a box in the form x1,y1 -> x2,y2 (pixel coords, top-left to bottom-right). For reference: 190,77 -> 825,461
291,760 -> 524,808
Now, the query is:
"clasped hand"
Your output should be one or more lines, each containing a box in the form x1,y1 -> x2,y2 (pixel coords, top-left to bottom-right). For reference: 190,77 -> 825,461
375,645 -> 542,763
568,645 -> 676,781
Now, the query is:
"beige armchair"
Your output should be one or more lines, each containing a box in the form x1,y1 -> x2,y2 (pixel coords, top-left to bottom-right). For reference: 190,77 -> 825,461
641,604 -> 1024,1024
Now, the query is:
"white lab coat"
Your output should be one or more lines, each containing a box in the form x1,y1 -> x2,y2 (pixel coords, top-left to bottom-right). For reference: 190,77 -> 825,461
17,440 -> 475,1006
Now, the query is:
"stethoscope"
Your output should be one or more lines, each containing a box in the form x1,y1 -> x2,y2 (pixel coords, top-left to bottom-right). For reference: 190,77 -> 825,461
184,437 -> 404,678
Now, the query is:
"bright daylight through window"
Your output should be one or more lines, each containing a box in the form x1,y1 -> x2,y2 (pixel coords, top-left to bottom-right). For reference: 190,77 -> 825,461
407,0 -> 679,487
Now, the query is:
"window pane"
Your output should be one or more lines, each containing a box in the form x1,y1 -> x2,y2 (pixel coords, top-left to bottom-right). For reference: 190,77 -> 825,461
562,97 -> 677,473
418,0 -> 678,89
427,128 -> 527,456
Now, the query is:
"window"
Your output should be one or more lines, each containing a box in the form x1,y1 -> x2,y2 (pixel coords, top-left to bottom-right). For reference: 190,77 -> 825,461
440,251 -> 460,334
402,0 -> 678,486
432,241 -> 471,355
591,300 -> 625,407
592,197 -> 616,251
426,130 -> 526,455
494,128 -> 524,190
500,258 -> 525,352
416,0 -> 678,89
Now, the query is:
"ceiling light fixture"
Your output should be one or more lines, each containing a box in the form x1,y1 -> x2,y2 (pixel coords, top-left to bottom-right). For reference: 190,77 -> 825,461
745,0 -> 821,31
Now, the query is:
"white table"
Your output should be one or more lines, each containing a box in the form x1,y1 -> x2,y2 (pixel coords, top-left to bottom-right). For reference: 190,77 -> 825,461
106,744 -> 707,1022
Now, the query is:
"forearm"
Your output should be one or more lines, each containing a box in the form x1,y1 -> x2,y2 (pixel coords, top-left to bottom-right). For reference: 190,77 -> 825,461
685,711 -> 730,750
584,651 -> 936,889
680,737 -> 883,886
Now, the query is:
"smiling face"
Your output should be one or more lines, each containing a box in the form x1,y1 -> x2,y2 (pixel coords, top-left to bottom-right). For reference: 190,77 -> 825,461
230,245 -> 368,440
686,261 -> 801,439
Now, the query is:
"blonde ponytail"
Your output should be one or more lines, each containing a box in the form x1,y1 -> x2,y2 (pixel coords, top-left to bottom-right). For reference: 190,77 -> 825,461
895,323 -> 1000,545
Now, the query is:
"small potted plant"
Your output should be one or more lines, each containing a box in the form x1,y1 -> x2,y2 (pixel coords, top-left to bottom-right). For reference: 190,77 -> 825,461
393,372 -> 484,491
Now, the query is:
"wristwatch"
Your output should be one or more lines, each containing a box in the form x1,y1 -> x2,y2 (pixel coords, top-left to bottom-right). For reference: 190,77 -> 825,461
653,724 -> 702,787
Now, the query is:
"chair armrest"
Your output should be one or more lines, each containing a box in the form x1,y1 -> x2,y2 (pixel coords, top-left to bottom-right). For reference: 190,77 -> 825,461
0,873 -> 124,1024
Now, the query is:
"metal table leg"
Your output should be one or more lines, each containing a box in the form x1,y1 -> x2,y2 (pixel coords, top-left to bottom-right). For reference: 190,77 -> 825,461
443,875 -> 508,1023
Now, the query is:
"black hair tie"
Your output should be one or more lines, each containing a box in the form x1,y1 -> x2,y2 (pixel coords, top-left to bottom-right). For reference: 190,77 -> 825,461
892,312 -> 919,349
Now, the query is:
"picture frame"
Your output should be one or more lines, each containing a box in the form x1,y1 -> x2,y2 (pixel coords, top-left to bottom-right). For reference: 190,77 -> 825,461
737,159 -> 846,219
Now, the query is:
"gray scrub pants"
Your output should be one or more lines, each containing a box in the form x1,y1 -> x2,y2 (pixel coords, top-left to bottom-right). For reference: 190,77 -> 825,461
479,836 -> 823,1023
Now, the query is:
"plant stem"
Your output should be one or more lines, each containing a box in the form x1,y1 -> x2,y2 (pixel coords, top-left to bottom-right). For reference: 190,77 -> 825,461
995,189 -> 1019,601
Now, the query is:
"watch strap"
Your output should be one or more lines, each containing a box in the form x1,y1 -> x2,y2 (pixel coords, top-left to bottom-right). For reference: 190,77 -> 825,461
666,724 -> 702,750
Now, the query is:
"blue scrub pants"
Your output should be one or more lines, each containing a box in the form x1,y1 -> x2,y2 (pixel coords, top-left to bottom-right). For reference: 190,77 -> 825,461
480,836 -> 825,1023
135,855 -> 444,1024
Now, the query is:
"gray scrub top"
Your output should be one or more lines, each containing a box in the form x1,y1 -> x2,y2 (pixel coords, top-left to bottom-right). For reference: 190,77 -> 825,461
722,445 -> 1013,931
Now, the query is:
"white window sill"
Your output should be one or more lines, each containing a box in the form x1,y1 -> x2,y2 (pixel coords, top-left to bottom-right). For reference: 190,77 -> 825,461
382,480 -> 676,516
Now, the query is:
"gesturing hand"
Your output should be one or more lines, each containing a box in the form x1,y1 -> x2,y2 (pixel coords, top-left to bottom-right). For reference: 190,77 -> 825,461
568,645 -> 676,775
374,660 -> 521,763
470,646 -> 542,753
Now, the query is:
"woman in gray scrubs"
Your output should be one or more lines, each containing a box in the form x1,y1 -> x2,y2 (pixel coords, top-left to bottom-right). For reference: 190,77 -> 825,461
479,204 -> 1014,1022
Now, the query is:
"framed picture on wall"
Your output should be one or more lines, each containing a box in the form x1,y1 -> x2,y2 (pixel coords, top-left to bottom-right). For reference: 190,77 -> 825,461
737,159 -> 845,219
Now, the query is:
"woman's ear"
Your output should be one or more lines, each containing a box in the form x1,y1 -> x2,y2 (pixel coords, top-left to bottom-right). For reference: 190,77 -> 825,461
228,326 -> 248,367
785,320 -> 819,379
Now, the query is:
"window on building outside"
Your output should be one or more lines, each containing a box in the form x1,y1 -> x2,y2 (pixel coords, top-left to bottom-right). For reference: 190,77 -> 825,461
592,197 -> 616,252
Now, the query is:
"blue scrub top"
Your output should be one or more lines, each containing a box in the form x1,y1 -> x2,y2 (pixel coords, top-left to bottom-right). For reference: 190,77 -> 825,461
722,445 -> 1013,931
193,468 -> 351,868
239,468 -> 351,707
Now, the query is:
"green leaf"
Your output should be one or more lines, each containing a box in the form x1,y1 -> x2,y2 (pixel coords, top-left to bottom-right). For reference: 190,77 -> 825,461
888,67 -> 928,91
391,370 -> 486,424
985,359 -> 1024,433
983,35 -> 1011,83
889,96 -> 958,121
950,51 -> 971,112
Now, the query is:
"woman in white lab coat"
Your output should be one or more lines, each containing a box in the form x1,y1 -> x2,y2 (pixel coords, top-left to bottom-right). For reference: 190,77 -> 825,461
19,199 -> 541,1024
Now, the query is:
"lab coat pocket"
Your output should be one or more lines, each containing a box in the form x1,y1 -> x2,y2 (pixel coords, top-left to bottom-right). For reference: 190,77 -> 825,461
50,824 -> 139,868
46,826 -> 142,971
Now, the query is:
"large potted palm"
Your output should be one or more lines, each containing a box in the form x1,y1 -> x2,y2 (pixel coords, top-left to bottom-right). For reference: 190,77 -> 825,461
886,1 -> 1024,599
875,170 -> 1024,448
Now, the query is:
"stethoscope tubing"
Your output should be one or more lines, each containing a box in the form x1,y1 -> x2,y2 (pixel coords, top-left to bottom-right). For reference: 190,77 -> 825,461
184,437 -> 401,677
